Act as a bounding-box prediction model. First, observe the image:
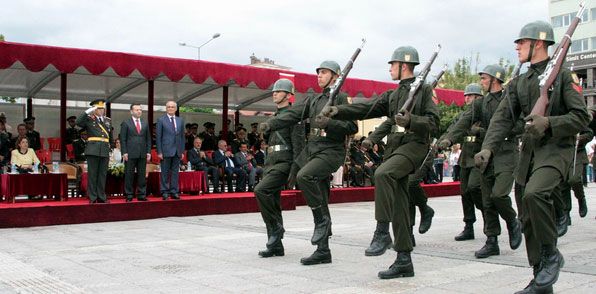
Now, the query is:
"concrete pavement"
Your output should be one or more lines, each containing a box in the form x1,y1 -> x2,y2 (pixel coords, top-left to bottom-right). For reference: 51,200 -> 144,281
0,186 -> 595,293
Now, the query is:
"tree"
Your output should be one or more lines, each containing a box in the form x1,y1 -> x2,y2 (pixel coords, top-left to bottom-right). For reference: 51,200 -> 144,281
440,53 -> 517,90
437,101 -> 465,136
0,34 -> 4,41
179,106 -> 214,113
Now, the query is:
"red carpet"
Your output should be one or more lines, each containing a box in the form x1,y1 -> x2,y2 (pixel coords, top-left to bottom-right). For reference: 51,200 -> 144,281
0,182 -> 460,228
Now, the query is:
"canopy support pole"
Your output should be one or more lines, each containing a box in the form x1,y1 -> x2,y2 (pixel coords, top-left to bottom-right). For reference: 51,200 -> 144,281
60,73 -> 67,162
222,86 -> 229,143
148,80 -> 155,138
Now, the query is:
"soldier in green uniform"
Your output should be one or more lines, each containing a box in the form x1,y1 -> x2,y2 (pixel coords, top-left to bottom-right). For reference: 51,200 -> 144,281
444,65 -> 523,259
475,21 -> 590,293
255,78 -> 301,258
322,46 -> 440,279
259,61 -> 358,265
73,130 -> 87,163
65,115 -> 81,145
407,140 -> 436,243
439,83 -> 485,241
76,99 -> 113,204
554,126 -> 591,236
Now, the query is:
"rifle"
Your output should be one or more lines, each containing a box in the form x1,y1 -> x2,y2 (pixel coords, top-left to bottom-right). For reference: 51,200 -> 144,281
323,39 -> 367,108
528,2 -> 586,117
398,44 -> 441,114
431,64 -> 447,89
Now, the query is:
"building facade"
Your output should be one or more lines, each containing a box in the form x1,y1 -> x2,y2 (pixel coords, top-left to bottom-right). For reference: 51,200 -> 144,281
549,0 -> 596,106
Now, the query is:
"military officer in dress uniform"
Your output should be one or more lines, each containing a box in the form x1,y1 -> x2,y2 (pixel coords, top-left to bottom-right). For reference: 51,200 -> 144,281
444,65 -> 524,259
439,83 -> 485,241
76,99 -> 113,204
475,21 -> 590,293
322,46 -> 440,279
255,78 -> 301,258
259,61 -> 358,265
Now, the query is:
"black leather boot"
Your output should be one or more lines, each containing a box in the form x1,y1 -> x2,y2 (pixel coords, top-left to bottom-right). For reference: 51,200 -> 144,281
515,266 -> 553,294
310,207 -> 331,245
300,238 -> 331,265
535,245 -> 564,290
474,236 -> 500,258
507,218 -> 522,250
578,197 -> 588,218
378,251 -> 415,279
454,222 -> 474,241
365,222 -> 392,256
418,205 -> 435,234
556,214 -> 568,237
258,242 -> 285,258
266,223 -> 285,248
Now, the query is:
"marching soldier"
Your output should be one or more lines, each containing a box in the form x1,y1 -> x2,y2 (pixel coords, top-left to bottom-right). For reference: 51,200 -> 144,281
439,83 -> 484,241
445,65 -> 524,259
475,21 -> 590,293
76,99 -> 113,204
259,61 -> 358,265
255,78 -> 301,257
322,46 -> 440,279
407,142 -> 436,244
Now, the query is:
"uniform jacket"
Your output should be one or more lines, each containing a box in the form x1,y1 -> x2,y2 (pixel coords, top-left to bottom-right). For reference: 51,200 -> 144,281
482,59 -> 590,184
76,113 -> 113,157
120,117 -> 151,159
156,115 -> 185,158
334,78 -> 439,167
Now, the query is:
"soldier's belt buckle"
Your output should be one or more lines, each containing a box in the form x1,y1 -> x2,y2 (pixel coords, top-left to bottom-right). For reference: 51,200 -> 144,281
391,125 -> 406,133
267,145 -> 290,153
464,136 -> 476,143
310,128 -> 327,137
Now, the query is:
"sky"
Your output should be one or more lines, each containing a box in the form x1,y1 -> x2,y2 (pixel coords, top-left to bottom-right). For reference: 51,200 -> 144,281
0,0 -> 549,83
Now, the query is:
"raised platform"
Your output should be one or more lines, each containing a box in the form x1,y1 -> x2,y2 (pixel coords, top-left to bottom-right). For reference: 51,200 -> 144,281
0,182 -> 460,228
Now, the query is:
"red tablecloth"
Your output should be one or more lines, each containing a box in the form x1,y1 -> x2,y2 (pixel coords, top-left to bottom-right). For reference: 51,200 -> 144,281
0,173 -> 68,203
80,173 -> 125,196
147,171 -> 206,196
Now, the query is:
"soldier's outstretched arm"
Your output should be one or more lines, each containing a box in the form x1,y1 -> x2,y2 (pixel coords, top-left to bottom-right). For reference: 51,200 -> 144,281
333,90 -> 392,121
267,98 -> 308,131
368,118 -> 393,144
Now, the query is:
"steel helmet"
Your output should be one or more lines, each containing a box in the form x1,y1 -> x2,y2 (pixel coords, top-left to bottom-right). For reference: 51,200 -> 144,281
272,78 -> 295,94
388,46 -> 420,65
464,83 -> 483,96
515,20 -> 555,45
316,60 -> 341,75
478,64 -> 506,83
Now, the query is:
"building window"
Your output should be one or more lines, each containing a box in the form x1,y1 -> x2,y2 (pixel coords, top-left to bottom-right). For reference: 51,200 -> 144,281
580,9 -> 589,22
563,13 -> 571,26
592,8 -> 596,21
592,37 -> 596,51
552,15 -> 563,28
570,38 -> 589,53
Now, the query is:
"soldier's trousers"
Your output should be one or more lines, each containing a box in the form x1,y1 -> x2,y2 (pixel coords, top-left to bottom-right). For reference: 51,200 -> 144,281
460,167 -> 483,223
480,164 -> 517,237
556,166 -> 585,215
519,166 -> 560,266
296,151 -> 341,209
255,161 -> 291,229
374,154 -> 414,252
408,163 -> 430,225
87,155 -> 109,202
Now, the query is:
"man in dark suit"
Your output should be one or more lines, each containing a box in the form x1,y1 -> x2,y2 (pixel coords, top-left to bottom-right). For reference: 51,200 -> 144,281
120,103 -> 152,202
235,142 -> 263,192
187,137 -> 220,193
156,100 -> 185,200
76,99 -> 113,204
213,139 -> 246,192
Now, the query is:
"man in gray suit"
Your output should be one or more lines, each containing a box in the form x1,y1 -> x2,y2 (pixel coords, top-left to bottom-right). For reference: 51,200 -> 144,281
235,142 -> 263,192
120,103 -> 152,202
156,100 -> 185,200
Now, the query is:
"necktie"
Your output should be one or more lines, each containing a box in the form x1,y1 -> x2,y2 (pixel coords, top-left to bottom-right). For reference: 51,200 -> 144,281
245,153 -> 253,171
135,119 -> 141,134
170,116 -> 176,131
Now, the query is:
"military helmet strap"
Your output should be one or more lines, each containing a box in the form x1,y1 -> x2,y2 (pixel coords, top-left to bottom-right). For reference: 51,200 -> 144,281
527,40 -> 536,63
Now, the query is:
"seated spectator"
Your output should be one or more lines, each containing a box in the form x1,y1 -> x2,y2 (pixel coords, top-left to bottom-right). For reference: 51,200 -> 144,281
187,137 -> 220,193
0,120 -> 11,171
11,136 -> 40,171
349,142 -> 376,186
369,144 -> 383,166
254,140 -> 267,167
110,138 -> 123,164
234,142 -> 263,192
212,140 -> 246,193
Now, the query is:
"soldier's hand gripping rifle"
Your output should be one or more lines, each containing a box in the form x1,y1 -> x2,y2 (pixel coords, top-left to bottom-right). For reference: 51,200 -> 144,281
397,44 -> 441,118
526,2 -> 585,122
322,39 -> 367,109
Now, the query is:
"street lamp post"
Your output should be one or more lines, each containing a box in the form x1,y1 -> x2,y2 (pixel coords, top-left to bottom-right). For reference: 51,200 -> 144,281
179,33 -> 221,60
